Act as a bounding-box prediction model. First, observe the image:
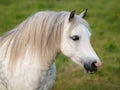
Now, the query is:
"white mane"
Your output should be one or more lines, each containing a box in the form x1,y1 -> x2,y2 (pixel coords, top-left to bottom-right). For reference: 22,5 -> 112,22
0,11 -> 70,70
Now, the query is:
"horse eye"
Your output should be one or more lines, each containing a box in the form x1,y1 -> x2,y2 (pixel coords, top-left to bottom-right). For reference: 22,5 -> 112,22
70,35 -> 80,41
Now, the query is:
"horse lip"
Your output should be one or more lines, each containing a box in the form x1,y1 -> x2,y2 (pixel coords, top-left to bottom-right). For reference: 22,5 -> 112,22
84,68 -> 97,74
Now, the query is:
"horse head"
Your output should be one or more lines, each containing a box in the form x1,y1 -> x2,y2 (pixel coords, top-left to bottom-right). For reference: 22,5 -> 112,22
61,10 -> 102,73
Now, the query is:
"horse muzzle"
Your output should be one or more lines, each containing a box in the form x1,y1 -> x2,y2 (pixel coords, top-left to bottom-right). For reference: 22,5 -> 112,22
84,61 -> 102,73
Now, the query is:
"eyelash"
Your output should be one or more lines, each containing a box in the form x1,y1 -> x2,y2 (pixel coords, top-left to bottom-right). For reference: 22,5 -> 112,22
70,35 -> 80,41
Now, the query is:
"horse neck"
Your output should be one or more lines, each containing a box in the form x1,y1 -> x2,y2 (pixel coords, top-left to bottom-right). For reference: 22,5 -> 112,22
0,12 -> 65,71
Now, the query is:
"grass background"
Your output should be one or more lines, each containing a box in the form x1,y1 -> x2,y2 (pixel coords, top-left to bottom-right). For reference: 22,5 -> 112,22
0,0 -> 120,90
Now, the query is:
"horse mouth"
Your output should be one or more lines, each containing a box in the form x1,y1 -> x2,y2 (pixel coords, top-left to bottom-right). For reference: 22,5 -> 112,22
84,66 -> 97,74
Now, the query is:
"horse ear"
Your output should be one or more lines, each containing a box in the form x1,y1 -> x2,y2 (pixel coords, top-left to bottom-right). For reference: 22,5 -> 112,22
79,9 -> 88,18
69,10 -> 76,22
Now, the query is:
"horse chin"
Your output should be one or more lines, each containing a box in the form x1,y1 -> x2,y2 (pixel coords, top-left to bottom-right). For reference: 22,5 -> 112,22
70,57 -> 87,71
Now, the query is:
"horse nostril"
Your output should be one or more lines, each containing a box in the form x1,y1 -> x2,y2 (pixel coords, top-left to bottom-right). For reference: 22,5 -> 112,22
91,61 -> 97,68
91,61 -> 97,71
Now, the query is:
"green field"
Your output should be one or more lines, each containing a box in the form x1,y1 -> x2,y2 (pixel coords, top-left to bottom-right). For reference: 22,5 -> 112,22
0,0 -> 120,90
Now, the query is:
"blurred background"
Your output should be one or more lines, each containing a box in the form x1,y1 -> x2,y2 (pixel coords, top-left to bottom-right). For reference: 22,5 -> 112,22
0,0 -> 120,90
